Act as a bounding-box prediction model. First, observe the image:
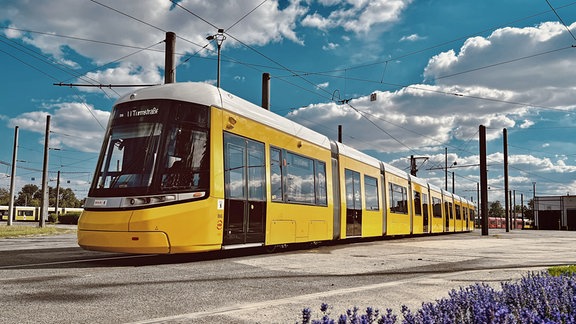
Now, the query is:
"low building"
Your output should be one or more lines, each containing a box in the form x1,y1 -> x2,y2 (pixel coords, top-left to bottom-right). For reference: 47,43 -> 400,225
534,195 -> 576,230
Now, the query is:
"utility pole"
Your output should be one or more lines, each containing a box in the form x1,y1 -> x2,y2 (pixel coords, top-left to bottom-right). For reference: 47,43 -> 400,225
164,31 -> 176,84
479,125 -> 489,236
521,193 -> 524,229
39,115 -> 50,228
8,126 -> 19,226
509,190 -> 513,229
532,182 -> 536,228
410,155 -> 428,176
513,189 -> 516,229
503,128 -> 509,232
55,170 -> 61,218
445,147 -> 448,190
262,72 -> 270,110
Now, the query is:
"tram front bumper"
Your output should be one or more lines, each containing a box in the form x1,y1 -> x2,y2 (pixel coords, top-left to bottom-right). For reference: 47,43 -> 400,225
78,230 -> 170,254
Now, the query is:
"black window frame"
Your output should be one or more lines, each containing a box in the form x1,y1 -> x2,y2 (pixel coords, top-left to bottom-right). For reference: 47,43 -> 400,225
269,146 -> 328,206
364,175 -> 379,211
389,182 -> 408,214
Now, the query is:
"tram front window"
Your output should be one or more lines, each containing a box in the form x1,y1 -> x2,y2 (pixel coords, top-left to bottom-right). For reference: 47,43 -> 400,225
90,100 -> 210,198
98,123 -> 162,190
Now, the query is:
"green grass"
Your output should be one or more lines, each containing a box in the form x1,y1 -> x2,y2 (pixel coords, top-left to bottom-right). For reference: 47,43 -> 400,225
0,225 -> 75,238
548,265 -> 576,276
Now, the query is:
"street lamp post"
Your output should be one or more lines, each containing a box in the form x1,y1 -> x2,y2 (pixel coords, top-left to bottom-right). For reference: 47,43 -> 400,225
206,29 -> 226,88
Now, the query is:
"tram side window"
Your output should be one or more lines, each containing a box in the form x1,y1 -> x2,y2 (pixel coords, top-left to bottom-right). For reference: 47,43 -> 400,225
456,205 -> 461,220
315,161 -> 327,205
270,148 -> 283,201
364,175 -> 379,211
286,152 -> 315,204
389,183 -> 408,214
270,147 -> 327,206
413,190 -> 422,215
432,197 -> 442,218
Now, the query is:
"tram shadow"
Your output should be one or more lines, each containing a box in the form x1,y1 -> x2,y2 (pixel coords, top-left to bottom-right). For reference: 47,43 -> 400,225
0,243 -> 315,270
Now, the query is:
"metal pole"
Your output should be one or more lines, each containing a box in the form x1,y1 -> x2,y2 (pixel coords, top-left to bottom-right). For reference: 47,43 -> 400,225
521,193 -> 524,229
217,43 -> 221,87
55,170 -> 61,219
479,125 -> 489,236
164,32 -> 176,84
261,73 -> 270,110
509,190 -> 513,230
8,126 -> 19,226
39,115 -> 50,228
513,189 -> 516,229
532,182 -> 536,229
503,128 -> 509,232
445,147 -> 448,191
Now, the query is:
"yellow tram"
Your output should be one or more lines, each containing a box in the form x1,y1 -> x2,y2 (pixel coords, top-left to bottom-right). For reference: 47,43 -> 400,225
78,82 -> 475,254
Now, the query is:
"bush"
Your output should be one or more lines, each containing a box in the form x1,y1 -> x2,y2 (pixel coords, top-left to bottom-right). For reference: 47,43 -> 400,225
549,265 -> 576,277
299,271 -> 576,323
48,212 -> 58,223
58,212 -> 81,225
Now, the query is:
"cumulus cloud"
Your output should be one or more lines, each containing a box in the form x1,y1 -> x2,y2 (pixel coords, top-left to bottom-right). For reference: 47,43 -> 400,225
288,21 -> 576,155
424,21 -> 576,99
1,0 -> 309,95
322,42 -> 340,50
8,102 -> 109,153
400,33 -> 424,42
301,0 -> 413,34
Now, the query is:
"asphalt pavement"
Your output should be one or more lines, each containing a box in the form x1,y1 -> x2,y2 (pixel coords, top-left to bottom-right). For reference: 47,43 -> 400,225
1,226 -> 575,323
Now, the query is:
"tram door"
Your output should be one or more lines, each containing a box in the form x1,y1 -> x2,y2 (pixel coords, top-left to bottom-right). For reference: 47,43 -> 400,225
345,169 -> 362,237
422,193 -> 429,233
223,133 -> 266,245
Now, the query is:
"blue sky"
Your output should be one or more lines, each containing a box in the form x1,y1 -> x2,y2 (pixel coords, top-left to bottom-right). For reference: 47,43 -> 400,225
1,0 -> 575,204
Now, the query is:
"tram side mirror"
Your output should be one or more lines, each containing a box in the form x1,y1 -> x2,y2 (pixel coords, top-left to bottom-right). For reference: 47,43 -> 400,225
167,156 -> 182,168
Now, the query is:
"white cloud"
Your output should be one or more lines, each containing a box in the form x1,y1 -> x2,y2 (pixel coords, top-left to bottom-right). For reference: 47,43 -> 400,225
301,0 -> 413,34
8,102 -> 109,153
400,33 -> 424,42
285,21 -> 576,175
0,0 -> 310,93
322,42 -> 340,50
423,21 -> 576,107
519,119 -> 534,128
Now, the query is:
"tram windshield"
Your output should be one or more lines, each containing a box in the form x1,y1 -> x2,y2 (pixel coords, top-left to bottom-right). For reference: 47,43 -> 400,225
90,99 -> 210,197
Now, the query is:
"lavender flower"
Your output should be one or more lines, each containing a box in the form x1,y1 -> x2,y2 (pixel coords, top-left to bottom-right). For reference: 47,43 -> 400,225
297,271 -> 576,324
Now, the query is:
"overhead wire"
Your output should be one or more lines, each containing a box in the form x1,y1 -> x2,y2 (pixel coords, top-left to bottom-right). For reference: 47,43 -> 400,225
4,1 -> 575,197
545,0 -> 576,41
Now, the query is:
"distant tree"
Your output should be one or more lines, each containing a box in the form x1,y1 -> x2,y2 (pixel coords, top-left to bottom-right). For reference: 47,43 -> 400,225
488,201 -> 505,218
524,199 -> 534,220
16,184 -> 41,206
0,188 -> 10,205
49,187 -> 82,208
